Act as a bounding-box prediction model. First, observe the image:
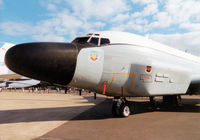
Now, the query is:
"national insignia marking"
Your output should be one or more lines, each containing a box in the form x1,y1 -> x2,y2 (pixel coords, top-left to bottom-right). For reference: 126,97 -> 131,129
90,51 -> 99,61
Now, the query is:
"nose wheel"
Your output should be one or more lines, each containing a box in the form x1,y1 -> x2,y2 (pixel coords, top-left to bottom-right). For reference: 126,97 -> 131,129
112,97 -> 131,117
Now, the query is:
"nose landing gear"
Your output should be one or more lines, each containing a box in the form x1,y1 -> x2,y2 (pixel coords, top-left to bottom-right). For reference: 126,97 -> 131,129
112,97 -> 131,117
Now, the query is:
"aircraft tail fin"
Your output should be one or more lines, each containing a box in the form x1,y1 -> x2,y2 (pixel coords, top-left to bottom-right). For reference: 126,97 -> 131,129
0,43 -> 15,62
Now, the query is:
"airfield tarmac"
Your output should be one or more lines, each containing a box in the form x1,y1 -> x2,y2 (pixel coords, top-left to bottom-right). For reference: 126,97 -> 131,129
0,91 -> 199,140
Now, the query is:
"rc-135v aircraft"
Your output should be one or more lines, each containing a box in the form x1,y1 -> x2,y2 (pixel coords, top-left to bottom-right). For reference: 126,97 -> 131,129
5,31 -> 200,117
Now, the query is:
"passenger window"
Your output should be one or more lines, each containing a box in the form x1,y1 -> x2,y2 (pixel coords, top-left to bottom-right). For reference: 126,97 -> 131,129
90,37 -> 99,45
100,38 -> 110,45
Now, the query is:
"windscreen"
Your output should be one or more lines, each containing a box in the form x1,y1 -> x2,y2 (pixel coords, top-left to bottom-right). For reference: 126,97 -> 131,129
72,37 -> 90,44
89,37 -> 99,45
100,38 -> 110,45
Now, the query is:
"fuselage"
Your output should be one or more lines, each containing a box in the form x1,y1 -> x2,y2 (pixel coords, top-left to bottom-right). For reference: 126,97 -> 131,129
69,31 -> 200,96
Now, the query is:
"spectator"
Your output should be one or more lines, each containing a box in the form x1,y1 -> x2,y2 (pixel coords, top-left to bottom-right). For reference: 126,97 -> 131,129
35,87 -> 38,93
21,88 -> 24,92
32,87 -> 34,93
79,89 -> 82,96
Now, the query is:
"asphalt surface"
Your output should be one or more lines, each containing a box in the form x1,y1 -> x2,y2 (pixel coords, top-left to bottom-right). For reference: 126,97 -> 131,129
37,95 -> 200,140
0,92 -> 105,140
0,92 -> 199,140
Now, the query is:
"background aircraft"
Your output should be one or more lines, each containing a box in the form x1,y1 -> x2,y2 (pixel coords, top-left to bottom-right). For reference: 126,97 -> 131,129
5,31 -> 200,117
0,42 -> 40,88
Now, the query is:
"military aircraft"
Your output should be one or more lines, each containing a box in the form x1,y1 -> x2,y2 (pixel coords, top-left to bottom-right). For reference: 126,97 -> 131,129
0,42 -> 40,88
5,31 -> 200,117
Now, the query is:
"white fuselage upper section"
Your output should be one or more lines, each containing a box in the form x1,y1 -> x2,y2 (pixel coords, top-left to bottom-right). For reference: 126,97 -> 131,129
91,31 -> 200,64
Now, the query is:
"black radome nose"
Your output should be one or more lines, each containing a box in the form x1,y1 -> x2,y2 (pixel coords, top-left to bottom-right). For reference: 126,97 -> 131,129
5,42 -> 78,85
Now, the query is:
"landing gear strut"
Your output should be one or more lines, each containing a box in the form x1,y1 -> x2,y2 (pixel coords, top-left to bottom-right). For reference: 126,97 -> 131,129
163,95 -> 182,107
112,97 -> 131,117
149,96 -> 156,110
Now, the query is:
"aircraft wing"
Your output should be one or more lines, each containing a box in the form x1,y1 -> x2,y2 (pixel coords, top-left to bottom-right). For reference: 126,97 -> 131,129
0,79 -> 40,88
0,74 -> 40,88
0,74 -> 22,81
5,79 -> 40,88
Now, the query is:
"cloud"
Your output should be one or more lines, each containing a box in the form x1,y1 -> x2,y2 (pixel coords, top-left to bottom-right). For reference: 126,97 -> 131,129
111,14 -> 130,23
180,22 -> 200,31
66,0 -> 130,20
1,0 -> 200,43
149,12 -> 172,29
131,0 -> 157,5
33,34 -> 66,42
163,0 -> 200,31
46,3 -> 57,11
0,0 -> 130,42
165,0 -> 200,23
149,32 -> 200,56
131,0 -> 158,16
0,22 -> 32,36
128,0 -> 200,32
0,11 -> 84,41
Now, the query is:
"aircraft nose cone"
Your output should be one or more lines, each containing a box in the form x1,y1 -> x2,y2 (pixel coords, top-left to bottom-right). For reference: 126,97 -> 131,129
5,42 -> 78,85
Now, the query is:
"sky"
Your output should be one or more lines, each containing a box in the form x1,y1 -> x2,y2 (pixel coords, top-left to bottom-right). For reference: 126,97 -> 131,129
0,0 -> 200,56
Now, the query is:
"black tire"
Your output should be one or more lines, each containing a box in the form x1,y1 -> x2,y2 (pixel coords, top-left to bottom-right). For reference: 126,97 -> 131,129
120,103 -> 130,117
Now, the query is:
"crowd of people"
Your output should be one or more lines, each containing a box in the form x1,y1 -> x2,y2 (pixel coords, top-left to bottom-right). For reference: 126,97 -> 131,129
0,86 -> 91,95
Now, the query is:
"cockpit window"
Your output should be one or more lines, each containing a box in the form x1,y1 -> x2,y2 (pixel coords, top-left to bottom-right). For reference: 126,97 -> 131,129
100,38 -> 110,45
72,36 -> 110,47
89,37 -> 99,45
72,37 -> 90,44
